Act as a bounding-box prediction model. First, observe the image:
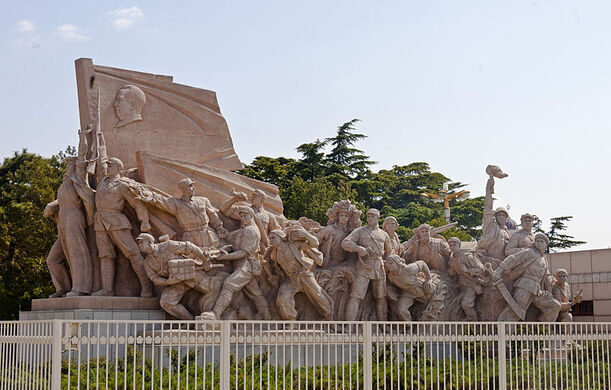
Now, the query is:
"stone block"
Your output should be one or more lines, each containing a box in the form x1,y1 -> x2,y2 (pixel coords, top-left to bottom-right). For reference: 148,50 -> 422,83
93,311 -> 113,320
591,249 -> 611,273
548,252 -> 571,275
131,311 -> 150,320
112,311 -> 131,320
593,300 -> 611,316
31,296 -> 160,311
594,315 -> 611,322
569,251 -> 592,274
74,309 -> 93,320
574,316 -> 594,322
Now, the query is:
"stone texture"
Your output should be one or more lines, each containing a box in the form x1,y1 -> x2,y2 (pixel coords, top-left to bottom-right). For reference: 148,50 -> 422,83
75,58 -> 242,171
591,249 -> 611,273
593,299 -> 611,316
569,251 -> 592,274
31,296 -> 161,311
546,252 -> 571,275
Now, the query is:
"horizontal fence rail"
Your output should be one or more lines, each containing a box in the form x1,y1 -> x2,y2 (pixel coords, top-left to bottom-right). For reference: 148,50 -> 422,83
0,320 -> 609,389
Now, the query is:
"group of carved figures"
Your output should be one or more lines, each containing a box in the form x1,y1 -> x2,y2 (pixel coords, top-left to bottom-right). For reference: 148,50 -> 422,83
45,128 -> 580,323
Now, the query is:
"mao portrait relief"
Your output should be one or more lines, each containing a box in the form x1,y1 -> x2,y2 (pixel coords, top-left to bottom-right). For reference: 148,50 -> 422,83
113,85 -> 146,128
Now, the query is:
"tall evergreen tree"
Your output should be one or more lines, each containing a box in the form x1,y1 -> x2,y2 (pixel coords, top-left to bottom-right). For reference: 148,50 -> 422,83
295,139 -> 327,182
546,216 -> 586,253
324,119 -> 375,179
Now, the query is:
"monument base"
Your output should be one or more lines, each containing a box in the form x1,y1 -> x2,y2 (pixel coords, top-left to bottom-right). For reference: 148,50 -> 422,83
20,296 -> 166,321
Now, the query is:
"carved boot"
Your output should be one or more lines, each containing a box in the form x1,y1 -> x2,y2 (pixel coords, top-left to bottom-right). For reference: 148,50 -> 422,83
92,257 -> 115,296
130,255 -> 153,298
212,288 -> 234,319
253,296 -> 272,320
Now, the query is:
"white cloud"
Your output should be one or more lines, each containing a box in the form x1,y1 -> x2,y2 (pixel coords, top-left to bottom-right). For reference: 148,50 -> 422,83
57,24 -> 90,41
17,20 -> 35,32
108,6 -> 144,30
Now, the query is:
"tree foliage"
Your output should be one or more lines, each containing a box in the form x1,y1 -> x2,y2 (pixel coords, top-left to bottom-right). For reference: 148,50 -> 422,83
0,148 -> 74,319
241,120 -> 484,241
534,216 -> 585,253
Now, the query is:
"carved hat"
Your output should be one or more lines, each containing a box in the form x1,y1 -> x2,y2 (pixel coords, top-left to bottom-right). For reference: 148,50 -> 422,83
366,208 -> 380,217
494,207 -> 508,217
136,233 -> 154,243
252,189 -> 267,200
237,206 -> 254,216
107,157 -> 124,171
269,229 -> 286,240
448,237 -> 461,245
178,178 -> 194,190
534,232 -> 550,245
520,213 -> 534,222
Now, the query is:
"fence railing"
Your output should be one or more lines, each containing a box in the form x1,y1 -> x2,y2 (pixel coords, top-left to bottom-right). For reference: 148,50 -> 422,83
1,320 -> 609,389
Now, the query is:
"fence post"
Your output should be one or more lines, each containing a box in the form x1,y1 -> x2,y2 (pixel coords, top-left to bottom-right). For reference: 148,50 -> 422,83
363,322 -> 373,390
220,321 -> 231,390
497,322 -> 507,390
51,320 -> 62,390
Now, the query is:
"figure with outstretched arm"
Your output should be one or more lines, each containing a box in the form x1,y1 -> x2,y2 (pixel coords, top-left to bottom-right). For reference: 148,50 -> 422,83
91,130 -> 153,297
476,165 -> 510,260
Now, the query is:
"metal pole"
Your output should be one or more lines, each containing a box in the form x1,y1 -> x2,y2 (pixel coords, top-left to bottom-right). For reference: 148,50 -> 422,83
220,321 -> 231,390
363,322 -> 373,390
51,320 -> 62,390
497,322 -> 507,390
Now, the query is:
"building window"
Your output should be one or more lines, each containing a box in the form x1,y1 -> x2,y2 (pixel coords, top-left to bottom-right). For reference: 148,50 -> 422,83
572,300 -> 594,316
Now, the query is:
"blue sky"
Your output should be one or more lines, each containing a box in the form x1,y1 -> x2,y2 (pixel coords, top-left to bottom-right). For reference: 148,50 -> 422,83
2,1 -> 610,250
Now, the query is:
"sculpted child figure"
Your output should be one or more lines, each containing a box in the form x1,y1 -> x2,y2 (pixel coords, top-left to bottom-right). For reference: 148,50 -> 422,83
267,228 -> 333,320
341,208 -> 391,321
552,268 -> 582,322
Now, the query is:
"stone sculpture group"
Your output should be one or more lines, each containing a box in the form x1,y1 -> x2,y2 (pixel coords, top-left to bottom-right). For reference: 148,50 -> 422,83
43,59 -> 583,323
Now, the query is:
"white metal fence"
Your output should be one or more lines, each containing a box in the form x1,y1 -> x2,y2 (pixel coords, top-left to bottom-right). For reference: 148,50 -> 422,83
1,320 -> 610,389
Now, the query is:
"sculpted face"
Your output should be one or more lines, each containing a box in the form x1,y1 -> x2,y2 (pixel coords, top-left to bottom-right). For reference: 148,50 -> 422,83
418,228 -> 431,243
251,193 -> 263,207
448,241 -> 460,253
113,89 -> 133,121
138,241 -> 153,254
556,271 -> 568,286
522,216 -> 534,230
338,211 -> 350,226
366,212 -> 379,227
384,219 -> 398,233
106,162 -> 121,177
496,212 -> 508,227
182,183 -> 195,198
534,237 -> 548,252
240,212 -> 254,225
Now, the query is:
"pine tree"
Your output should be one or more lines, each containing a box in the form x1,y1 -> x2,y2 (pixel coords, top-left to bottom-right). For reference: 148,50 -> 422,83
324,119 -> 375,179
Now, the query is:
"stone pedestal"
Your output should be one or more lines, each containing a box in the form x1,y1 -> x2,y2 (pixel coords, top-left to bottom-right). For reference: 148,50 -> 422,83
19,296 -> 166,321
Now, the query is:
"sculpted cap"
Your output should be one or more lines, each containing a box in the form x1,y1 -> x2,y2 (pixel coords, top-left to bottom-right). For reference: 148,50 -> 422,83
252,189 -> 267,200
448,237 -> 461,245
178,178 -> 194,190
136,233 -> 154,243
107,157 -> 124,171
237,206 -> 255,216
366,208 -> 380,217
534,232 -> 550,245
494,207 -> 508,217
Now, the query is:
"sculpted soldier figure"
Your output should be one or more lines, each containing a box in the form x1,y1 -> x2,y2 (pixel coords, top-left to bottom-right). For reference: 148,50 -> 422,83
447,237 -> 486,321
317,200 -> 362,268
220,189 -> 279,252
341,208 -> 391,321
205,206 -> 271,320
382,216 -> 403,257
552,268 -> 582,322
134,178 -> 227,247
384,256 -> 434,321
403,224 -> 451,272
505,213 -> 536,256
477,173 -> 510,260
45,128 -> 95,297
92,131 -> 153,297
136,233 -> 223,320
267,228 -> 333,320
492,233 -> 561,322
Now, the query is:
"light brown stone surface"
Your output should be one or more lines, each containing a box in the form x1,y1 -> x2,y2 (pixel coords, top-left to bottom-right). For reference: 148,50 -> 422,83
136,151 -> 283,215
31,296 -> 161,311
75,58 -> 242,171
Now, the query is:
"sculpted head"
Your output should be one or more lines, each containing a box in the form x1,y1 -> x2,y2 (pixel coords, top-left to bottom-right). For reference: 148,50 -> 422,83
114,85 -> 146,128
136,233 -> 155,254
494,207 -> 509,227
415,224 -> 432,243
178,178 -> 195,198
448,237 -> 461,253
106,157 -> 124,177
534,233 -> 549,253
238,206 -> 255,225
64,157 -> 77,175
555,268 -> 568,286
382,216 -> 398,233
520,213 -> 534,231
384,254 -> 404,273
269,229 -> 286,247
366,208 -> 380,227
251,189 -> 266,208
326,200 -> 362,231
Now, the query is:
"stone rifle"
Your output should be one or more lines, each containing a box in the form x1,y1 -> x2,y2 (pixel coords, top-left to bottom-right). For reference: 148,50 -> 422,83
432,222 -> 458,235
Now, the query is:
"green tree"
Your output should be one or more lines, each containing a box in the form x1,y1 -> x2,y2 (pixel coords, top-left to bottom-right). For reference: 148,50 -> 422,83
0,148 -> 73,319
294,139 -> 327,182
546,216 -> 586,253
324,119 -> 375,179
